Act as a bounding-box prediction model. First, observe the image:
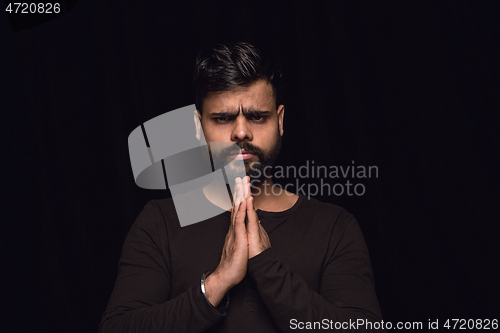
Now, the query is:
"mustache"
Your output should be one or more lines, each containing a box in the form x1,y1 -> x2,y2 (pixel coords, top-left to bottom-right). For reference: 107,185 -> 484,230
220,142 -> 264,159
213,142 -> 265,163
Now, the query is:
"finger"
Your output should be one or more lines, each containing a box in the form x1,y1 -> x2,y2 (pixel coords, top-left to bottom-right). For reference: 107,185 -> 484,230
243,176 -> 250,199
231,178 -> 242,224
238,177 -> 245,204
225,219 -> 235,244
232,177 -> 239,207
246,196 -> 260,237
259,223 -> 269,242
234,199 -> 247,239
260,225 -> 271,249
233,177 -> 244,207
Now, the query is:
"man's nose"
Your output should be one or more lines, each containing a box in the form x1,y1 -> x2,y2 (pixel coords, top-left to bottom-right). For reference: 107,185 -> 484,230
231,114 -> 253,142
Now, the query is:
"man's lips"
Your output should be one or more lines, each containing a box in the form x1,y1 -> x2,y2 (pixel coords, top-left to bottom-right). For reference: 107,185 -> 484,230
231,150 -> 254,160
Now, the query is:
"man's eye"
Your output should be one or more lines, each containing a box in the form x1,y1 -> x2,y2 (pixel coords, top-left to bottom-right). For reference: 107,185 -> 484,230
250,115 -> 266,122
214,117 -> 230,123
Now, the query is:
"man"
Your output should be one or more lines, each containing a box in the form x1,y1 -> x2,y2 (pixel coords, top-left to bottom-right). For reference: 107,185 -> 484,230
99,42 -> 384,332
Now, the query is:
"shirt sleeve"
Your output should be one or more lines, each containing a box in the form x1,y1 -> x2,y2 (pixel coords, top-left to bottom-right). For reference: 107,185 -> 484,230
99,201 -> 225,333
247,216 -> 385,332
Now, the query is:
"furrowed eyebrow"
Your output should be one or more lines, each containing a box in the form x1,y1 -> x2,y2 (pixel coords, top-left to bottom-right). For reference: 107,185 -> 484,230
243,110 -> 271,116
210,111 -> 239,117
210,110 -> 271,117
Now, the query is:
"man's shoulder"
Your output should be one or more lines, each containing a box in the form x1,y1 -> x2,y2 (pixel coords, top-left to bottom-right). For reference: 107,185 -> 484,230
133,197 -> 177,225
297,195 -> 355,225
141,193 -> 224,229
147,196 -> 175,207
143,197 -> 176,216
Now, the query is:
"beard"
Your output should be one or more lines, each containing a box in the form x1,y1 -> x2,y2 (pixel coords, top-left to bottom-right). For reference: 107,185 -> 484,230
222,131 -> 282,181
205,128 -> 282,183
242,135 -> 282,180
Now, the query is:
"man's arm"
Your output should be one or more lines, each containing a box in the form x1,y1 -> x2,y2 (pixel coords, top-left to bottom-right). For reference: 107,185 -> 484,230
245,194 -> 384,332
98,201 -> 225,333
100,177 -> 250,333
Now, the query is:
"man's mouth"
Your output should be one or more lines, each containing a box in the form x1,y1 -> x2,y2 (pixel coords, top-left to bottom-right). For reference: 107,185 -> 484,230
231,149 -> 254,160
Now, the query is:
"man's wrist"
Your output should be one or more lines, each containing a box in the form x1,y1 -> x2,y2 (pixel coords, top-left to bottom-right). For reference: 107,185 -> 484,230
248,247 -> 276,273
202,271 -> 230,313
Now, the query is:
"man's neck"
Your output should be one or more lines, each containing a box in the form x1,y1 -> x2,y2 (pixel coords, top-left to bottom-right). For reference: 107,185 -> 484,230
249,177 -> 277,210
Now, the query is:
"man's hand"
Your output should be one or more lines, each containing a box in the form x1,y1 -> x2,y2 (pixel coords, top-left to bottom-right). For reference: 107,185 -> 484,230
204,177 -> 249,307
204,176 -> 272,307
244,181 -> 271,258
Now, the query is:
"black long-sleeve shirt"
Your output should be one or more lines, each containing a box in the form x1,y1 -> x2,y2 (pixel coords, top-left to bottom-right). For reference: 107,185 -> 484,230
99,193 -> 384,332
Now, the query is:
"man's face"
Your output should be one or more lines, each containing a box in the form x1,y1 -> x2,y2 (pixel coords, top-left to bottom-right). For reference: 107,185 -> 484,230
197,80 -> 285,180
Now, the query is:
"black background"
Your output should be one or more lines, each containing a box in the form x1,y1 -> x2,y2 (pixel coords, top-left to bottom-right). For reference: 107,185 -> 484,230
2,1 -> 499,332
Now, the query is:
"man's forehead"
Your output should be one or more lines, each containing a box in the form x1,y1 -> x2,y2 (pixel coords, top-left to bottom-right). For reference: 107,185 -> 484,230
208,107 -> 273,116
203,80 -> 276,114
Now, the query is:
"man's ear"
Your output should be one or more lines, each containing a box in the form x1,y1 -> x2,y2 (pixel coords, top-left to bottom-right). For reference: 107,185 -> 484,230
194,110 -> 203,141
277,104 -> 285,136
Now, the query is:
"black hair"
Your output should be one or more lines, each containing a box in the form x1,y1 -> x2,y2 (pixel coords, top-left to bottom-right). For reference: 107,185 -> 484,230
194,42 -> 282,113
